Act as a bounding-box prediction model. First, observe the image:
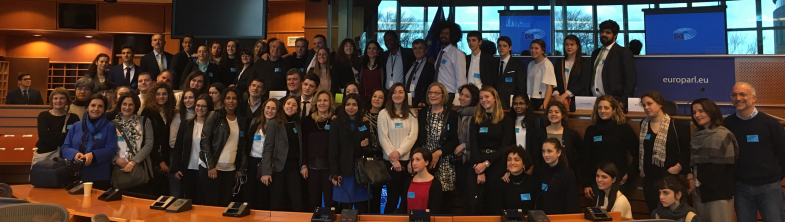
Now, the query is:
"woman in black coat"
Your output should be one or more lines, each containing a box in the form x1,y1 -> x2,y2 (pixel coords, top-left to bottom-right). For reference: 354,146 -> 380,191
329,94 -> 374,213
553,35 -> 592,112
532,101 -> 582,175
535,138 -> 580,214
184,46 -> 220,85
581,95 -> 639,199
172,94 -> 214,205
331,39 -> 361,93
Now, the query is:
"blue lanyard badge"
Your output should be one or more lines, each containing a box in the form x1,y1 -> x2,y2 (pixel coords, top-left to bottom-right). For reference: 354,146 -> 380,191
521,193 -> 531,201
541,183 -> 548,191
747,135 -> 759,142
359,125 -> 367,131
479,127 -> 488,133
293,128 -> 298,133
93,133 -> 102,140
515,128 -> 520,133
447,124 -> 450,130
395,123 -> 403,128
230,67 -> 237,72
593,135 -> 602,142
300,68 -> 305,72
325,125 -> 330,130
254,135 -> 262,141
274,68 -> 281,72
474,73 -> 481,79
118,136 -> 124,142
407,191 -> 415,198
67,124 -> 73,130
505,77 -> 513,82
208,72 -> 214,77
645,134 -> 652,140
239,131 -> 245,137
565,68 -> 570,73
441,59 -> 447,65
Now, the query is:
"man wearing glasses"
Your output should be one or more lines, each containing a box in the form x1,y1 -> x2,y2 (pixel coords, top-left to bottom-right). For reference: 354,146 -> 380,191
6,72 -> 43,105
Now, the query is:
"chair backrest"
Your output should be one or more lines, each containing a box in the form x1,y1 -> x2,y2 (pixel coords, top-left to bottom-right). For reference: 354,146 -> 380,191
92,213 -> 111,222
0,203 -> 69,222
0,183 -> 12,197
0,197 -> 30,206
664,100 -> 678,116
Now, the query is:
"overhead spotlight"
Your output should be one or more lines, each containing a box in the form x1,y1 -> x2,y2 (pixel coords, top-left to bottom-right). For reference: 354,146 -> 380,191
33,34 -> 42,37
85,36 -> 93,38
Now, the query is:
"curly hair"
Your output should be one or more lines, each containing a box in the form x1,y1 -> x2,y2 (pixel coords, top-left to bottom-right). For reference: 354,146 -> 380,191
436,21 -> 463,45
143,82 -> 176,124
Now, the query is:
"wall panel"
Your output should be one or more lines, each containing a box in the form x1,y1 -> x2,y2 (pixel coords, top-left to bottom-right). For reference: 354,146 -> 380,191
5,36 -> 112,63
98,3 -> 165,33
0,1 -> 57,30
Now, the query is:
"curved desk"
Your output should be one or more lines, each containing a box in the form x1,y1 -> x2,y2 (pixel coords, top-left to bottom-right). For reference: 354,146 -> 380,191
11,185 -> 629,222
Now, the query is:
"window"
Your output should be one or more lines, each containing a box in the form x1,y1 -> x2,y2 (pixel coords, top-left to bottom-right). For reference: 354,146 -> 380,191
627,4 -> 650,30
482,6 -> 504,31
764,30 -> 774,54
659,3 -> 687,8
378,1 -> 397,31
566,6 -> 593,31
554,6 -> 564,30
597,5 -> 624,30
727,0 -> 756,29
569,32 -> 595,55
510,6 -> 534,10
455,7 -> 479,31
427,6 -> 450,28
692,2 -> 720,7
628,33 -> 646,55
482,32 -> 500,55
728,31 -> 758,54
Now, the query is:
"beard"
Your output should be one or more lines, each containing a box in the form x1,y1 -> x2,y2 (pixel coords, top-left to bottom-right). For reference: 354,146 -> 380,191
600,35 -> 615,46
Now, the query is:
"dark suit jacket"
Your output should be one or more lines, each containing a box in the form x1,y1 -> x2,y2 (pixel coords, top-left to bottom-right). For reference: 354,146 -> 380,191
235,63 -> 257,95
590,44 -> 637,100
328,118 -> 372,177
261,118 -> 302,175
253,58 -> 292,92
169,51 -> 193,89
381,46 -> 416,82
139,50 -> 174,80
406,60 -> 435,107
6,87 -> 43,105
107,64 -> 141,88
555,58 -> 592,98
172,118 -> 195,173
495,57 -> 528,110
182,61 -> 219,86
465,52 -> 497,86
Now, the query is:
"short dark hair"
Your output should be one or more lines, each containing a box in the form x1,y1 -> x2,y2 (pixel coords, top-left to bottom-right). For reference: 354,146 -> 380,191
17,72 -> 30,81
137,72 -> 152,81
295,37 -> 309,47
115,92 -> 142,114
182,34 -> 194,41
691,98 -> 724,130
250,78 -> 265,89
241,48 -> 254,57
313,34 -> 327,42
467,31 -> 482,41
121,45 -> 135,53
211,82 -> 226,94
656,175 -> 689,201
221,86 -> 240,107
498,36 -> 512,47
531,39 -> 547,54
599,20 -> 620,36
89,93 -> 109,110
436,21 -> 463,45
458,84 -> 480,107
304,72 -> 321,87
628,40 -> 643,55
286,68 -> 303,78
410,148 -> 434,167
412,39 -> 427,48
99,81 -> 116,92
504,145 -> 533,172
384,31 -> 399,42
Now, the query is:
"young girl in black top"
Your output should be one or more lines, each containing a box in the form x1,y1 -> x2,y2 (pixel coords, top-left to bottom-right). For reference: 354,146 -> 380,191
533,101 -> 581,175
329,94 -> 373,213
535,138 -> 580,214
172,94 -> 214,205
261,95 -> 304,211
469,86 -> 514,214
456,84 -> 479,214
639,91 -> 691,211
500,145 -> 539,211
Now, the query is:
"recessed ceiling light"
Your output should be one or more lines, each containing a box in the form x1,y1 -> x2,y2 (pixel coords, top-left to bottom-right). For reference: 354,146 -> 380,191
85,36 -> 93,38
33,35 -> 41,37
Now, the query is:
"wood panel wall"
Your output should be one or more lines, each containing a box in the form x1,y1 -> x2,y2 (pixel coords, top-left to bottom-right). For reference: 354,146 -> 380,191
0,1 -> 57,30
5,36 -> 112,63
97,3 -> 166,33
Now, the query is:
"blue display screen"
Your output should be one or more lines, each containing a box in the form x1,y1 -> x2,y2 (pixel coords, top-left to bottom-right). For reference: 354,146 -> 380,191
500,11 -> 551,54
644,10 -> 726,54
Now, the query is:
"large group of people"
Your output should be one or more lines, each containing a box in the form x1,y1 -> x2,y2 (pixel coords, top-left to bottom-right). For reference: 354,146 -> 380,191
23,19 -> 785,222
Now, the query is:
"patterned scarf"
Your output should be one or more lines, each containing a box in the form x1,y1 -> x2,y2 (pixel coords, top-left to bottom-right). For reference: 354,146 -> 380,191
639,114 -> 671,177
116,113 -> 141,158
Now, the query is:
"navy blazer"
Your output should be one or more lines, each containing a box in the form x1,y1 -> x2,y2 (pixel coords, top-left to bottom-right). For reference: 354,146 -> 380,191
407,60 -> 435,107
465,52 -> 497,86
139,50 -> 174,80
495,57 -> 528,110
6,87 -> 44,105
169,51 -> 193,89
590,44 -> 637,100
107,64 -> 141,88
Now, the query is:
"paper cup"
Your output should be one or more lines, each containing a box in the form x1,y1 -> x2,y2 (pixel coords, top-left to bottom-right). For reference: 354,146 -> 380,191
83,182 -> 93,197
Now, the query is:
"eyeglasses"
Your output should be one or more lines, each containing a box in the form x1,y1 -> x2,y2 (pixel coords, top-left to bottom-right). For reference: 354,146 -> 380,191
427,91 -> 442,95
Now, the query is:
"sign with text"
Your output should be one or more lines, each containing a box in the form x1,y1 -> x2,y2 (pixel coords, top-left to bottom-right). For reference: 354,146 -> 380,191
634,57 -> 735,103
575,96 -> 596,111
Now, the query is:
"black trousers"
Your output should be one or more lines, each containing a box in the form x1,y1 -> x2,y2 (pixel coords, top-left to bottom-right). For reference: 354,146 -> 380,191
270,162 -> 304,212
463,167 -> 486,214
200,166 -> 237,207
307,168 -> 334,211
181,169 -> 204,205
368,184 -> 384,214
243,157 -> 271,210
643,175 -> 664,211
384,160 -> 411,214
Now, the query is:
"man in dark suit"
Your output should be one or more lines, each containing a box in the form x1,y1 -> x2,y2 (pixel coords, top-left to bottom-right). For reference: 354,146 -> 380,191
465,31 -> 497,88
382,31 -> 416,89
5,72 -> 43,105
107,45 -> 141,89
139,33 -> 173,81
591,20 -> 637,109
283,37 -> 309,71
169,34 -> 194,89
495,36 -> 527,110
253,40 -> 292,91
405,39 -> 435,107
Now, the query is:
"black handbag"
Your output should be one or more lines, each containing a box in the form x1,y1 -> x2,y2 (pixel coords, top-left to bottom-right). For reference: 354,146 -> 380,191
354,157 -> 392,187
30,157 -> 82,188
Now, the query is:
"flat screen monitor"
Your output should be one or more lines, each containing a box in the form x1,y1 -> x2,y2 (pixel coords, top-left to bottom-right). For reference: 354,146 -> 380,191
172,0 -> 268,39
643,6 -> 727,54
499,10 -> 552,54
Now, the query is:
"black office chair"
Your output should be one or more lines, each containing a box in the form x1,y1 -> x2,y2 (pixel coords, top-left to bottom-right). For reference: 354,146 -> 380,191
92,214 -> 111,222
664,100 -> 678,116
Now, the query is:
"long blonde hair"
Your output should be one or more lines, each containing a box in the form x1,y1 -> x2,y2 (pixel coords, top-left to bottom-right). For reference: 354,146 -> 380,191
310,90 -> 335,121
474,86 -> 504,124
590,95 -> 626,125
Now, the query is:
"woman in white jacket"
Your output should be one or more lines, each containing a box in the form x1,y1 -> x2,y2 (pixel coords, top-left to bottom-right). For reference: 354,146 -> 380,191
378,82 -> 418,214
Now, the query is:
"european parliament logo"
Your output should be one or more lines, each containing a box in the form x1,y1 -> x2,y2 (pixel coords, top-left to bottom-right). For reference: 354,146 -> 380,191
673,28 -> 697,40
524,29 -> 546,40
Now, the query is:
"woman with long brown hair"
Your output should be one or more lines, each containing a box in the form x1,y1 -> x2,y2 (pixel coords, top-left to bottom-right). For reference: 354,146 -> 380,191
243,98 -> 283,210
308,48 -> 333,93
331,38 -> 361,94
377,82 -> 418,214
553,35 -> 591,111
140,82 -> 177,196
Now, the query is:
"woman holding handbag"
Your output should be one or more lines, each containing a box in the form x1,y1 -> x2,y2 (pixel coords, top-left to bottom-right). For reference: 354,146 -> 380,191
33,87 -> 80,166
111,93 -> 155,193
329,93 -> 374,213
261,95 -> 304,212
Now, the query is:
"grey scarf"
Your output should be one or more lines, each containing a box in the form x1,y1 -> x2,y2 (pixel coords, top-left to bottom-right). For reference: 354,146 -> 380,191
690,126 -> 738,165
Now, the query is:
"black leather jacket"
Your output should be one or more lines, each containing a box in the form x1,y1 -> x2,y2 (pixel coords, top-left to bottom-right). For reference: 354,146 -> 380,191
200,109 -> 248,173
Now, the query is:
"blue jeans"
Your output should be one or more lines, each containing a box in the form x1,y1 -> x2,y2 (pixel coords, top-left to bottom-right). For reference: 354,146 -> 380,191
735,181 -> 785,222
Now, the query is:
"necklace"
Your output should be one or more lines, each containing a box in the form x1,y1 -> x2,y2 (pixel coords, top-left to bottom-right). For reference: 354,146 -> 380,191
511,173 -> 526,185
316,119 -> 330,130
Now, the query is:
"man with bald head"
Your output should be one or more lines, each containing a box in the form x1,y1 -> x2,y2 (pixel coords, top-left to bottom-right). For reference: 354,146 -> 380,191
724,82 -> 785,222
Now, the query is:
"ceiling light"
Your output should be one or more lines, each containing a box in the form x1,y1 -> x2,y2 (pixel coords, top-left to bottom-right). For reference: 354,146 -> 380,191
85,36 -> 93,38
33,35 -> 41,37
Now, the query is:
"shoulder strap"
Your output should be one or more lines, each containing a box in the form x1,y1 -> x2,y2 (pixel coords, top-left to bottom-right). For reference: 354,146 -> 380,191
561,60 -> 568,91
112,120 -> 135,150
61,113 -> 71,133
671,119 -> 681,156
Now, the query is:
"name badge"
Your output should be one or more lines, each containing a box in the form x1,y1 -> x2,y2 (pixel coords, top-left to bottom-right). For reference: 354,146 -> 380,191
541,183 -> 548,191
230,67 -> 237,72
593,135 -> 602,142
747,135 -> 759,142
395,123 -> 403,128
474,73 -> 481,79
407,191 -> 415,198
118,136 -> 124,142
479,127 -> 488,133
645,134 -> 652,140
505,77 -> 513,83
602,59 -> 605,65
132,82 -> 137,87
239,131 -> 245,137
293,128 -> 298,133
254,135 -> 262,141
66,124 -> 73,130
94,133 -> 102,140
441,59 -> 447,65
325,125 -> 330,130
275,68 -> 281,72
300,68 -> 305,72
447,124 -> 450,130
515,128 -> 520,133
564,68 -> 570,73
409,84 -> 416,93
359,125 -> 367,131
208,72 -> 214,77
521,193 -> 531,201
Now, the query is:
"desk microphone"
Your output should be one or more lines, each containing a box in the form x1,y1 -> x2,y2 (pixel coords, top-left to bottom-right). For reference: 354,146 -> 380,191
682,88 -> 705,116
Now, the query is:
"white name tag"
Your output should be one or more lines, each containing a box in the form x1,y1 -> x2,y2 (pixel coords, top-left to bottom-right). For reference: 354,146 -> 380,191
269,91 -> 287,100
628,97 -> 644,112
575,96 -> 596,111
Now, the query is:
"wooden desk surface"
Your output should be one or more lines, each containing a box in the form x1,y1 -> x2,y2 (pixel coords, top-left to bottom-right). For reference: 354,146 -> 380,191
11,185 -> 629,222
